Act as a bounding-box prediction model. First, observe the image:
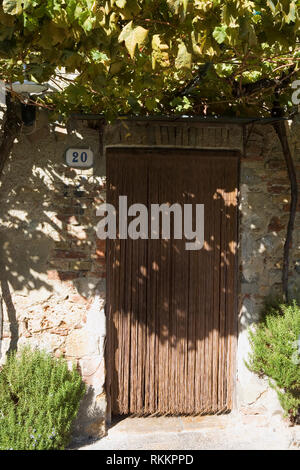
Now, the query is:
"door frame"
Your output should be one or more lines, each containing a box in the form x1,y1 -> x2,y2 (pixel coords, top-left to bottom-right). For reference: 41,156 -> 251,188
104,146 -> 241,422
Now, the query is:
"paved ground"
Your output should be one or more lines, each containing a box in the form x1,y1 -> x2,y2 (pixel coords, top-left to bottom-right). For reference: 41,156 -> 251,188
77,415 -> 300,450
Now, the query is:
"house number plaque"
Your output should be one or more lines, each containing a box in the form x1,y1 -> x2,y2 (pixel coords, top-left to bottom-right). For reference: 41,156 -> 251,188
65,147 -> 94,168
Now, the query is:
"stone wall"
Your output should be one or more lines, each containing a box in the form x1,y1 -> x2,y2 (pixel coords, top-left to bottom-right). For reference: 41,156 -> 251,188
238,120 -> 300,424
0,112 -> 107,439
0,113 -> 299,439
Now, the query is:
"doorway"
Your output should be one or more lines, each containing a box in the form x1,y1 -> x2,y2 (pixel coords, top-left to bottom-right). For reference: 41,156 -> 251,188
106,148 -> 239,416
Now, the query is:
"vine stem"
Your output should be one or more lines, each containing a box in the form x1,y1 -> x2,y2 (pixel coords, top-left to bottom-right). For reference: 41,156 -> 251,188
0,95 -> 22,178
273,120 -> 298,303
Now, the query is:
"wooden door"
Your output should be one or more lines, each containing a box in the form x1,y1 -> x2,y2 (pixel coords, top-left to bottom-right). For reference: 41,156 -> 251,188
106,148 -> 239,416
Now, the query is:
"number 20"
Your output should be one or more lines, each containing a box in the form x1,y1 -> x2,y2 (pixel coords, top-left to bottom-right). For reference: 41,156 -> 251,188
72,151 -> 88,163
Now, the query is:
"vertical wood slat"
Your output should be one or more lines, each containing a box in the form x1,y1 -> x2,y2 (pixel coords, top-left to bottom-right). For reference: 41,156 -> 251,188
106,148 -> 238,416
212,159 -> 221,413
225,158 -> 239,410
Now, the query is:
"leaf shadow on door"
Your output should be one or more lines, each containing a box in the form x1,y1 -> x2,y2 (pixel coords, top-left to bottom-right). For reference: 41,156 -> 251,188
105,148 -> 239,417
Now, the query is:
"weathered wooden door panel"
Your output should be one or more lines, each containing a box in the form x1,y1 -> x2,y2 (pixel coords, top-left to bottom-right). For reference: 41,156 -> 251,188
106,148 -> 238,416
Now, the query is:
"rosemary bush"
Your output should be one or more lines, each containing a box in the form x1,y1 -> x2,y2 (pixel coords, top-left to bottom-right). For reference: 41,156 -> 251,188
0,347 -> 85,450
247,302 -> 300,423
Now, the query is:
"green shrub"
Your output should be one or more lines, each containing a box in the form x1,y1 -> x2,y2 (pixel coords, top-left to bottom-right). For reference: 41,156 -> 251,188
247,301 -> 300,423
0,347 -> 86,450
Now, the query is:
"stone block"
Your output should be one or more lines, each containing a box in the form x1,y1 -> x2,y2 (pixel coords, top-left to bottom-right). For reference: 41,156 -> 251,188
96,239 -> 106,258
240,405 -> 267,415
65,329 -> 99,358
268,216 -> 285,233
241,415 -> 269,427
69,261 -> 92,271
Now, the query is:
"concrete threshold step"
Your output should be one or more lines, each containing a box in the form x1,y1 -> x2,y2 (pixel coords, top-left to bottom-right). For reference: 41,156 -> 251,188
108,415 -> 233,435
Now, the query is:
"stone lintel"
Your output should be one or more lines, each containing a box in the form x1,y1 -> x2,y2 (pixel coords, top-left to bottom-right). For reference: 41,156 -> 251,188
104,120 -> 243,151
